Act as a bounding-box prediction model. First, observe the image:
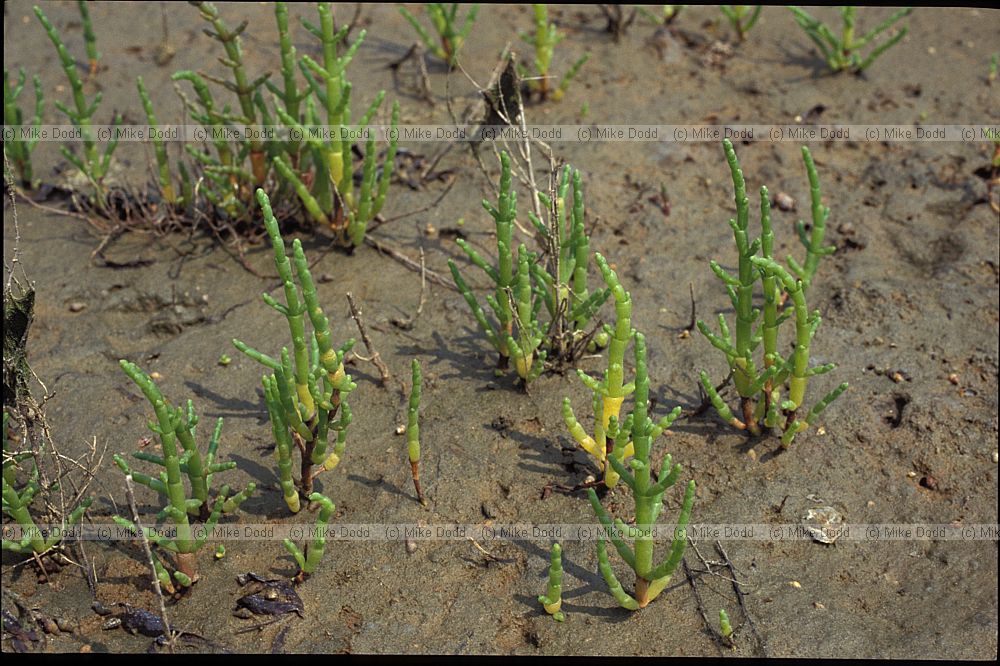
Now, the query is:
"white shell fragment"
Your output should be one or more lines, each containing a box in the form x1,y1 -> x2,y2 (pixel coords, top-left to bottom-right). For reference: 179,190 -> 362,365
803,506 -> 845,544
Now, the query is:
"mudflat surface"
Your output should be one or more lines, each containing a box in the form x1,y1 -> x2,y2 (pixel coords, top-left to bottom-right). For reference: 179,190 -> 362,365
3,3 -> 998,657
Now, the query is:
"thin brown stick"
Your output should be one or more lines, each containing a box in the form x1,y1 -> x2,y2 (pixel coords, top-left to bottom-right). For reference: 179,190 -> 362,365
363,236 -> 455,290
346,292 -> 391,387
123,475 -> 176,646
391,248 -> 427,330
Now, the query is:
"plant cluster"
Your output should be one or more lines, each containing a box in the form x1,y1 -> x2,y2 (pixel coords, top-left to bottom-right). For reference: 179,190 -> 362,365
112,360 -> 254,592
519,5 -> 589,102
399,3 -> 479,69
233,189 -> 356,513
697,140 -> 848,448
789,6 -> 912,73
449,151 -> 610,387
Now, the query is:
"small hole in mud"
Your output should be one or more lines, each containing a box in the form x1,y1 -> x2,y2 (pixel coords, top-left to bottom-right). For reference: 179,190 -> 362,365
885,393 -> 910,428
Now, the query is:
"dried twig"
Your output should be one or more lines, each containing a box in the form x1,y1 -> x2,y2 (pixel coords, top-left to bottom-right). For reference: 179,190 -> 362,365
363,236 -> 455,290
346,292 -> 391,386
124,475 -> 177,647
391,248 -> 427,330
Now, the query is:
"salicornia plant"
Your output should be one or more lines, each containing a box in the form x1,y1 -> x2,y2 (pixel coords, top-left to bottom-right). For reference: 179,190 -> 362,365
587,332 -> 696,610
190,1 -> 270,187
3,67 -> 44,189
279,2 -> 400,247
399,3 -> 479,69
34,5 -> 121,205
283,492 -> 334,581
136,76 -> 175,204
449,151 -> 546,385
697,140 -> 847,448
789,6 -> 912,73
112,360 -> 254,591
563,254 -> 678,488
405,359 -> 427,506
233,189 -> 356,513
538,542 -> 565,621
720,5 -> 761,41
519,5 -> 589,102
3,412 -> 93,554
77,1 -> 100,77
449,152 -> 608,387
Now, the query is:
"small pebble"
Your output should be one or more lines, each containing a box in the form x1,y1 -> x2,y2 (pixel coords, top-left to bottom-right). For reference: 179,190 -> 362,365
991,451 -> 998,464
774,192 -> 796,211
405,539 -> 418,554
41,618 -> 60,634
395,424 -> 406,435
837,222 -> 855,236
68,302 -> 87,313
947,373 -> 959,385
789,581 -> 802,589
907,471 -> 917,478
813,601 -> 825,609
232,607 -> 254,619
79,645 -> 92,653
747,448 -> 757,462
92,601 -> 112,616
816,427 -> 826,436
56,617 -> 74,633
103,617 -> 122,630
150,372 -> 163,380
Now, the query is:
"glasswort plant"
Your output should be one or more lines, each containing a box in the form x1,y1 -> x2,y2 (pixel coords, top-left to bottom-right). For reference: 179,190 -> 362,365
587,333 -> 695,610
112,360 -> 254,591
789,6 -> 912,73
3,67 -> 44,189
233,189 -> 356,513
519,5 -> 589,102
563,254 -> 678,488
697,140 -> 847,448
538,542 -> 565,621
399,3 -> 480,69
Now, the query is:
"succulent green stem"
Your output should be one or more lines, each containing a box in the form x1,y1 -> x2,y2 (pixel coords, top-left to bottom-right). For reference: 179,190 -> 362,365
538,542 -> 565,621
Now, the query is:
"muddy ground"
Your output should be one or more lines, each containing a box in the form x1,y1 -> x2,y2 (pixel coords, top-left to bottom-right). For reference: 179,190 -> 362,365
3,2 -> 998,657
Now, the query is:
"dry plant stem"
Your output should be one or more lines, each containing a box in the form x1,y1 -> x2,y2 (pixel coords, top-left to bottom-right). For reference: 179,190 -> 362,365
124,474 -> 174,637
346,292 -> 391,386
406,359 -> 426,506
391,248 -> 427,329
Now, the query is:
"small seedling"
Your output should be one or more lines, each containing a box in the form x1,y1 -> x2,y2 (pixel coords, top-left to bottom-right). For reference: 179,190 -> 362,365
215,544 -> 226,559
789,6 -> 912,73
399,3 -> 479,69
587,332 -> 696,610
3,412 -> 93,554
3,67 -> 44,189
519,5 -> 589,102
564,254 -> 679,488
77,1 -> 100,77
989,53 -> 998,84
406,359 -> 427,506
720,6 -> 762,42
720,608 -> 734,646
34,5 -> 121,205
283,492 -> 335,581
112,360 -> 254,591
538,542 -> 565,621
697,140 -> 848,448
233,189 -> 357,513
